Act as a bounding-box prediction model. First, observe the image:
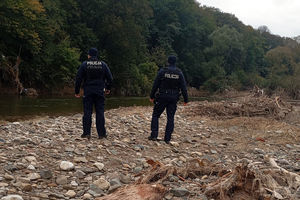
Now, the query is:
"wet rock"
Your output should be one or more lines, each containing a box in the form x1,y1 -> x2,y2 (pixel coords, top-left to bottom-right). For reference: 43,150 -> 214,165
56,175 -> 68,185
83,193 -> 93,200
4,174 -> 14,181
123,163 -> 131,169
179,156 -> 187,162
293,166 -> 300,172
65,190 -> 76,198
59,161 -> 74,171
4,165 -> 18,172
253,148 -> 264,154
21,183 -> 33,192
0,182 -> 9,187
201,155 -> 216,162
170,187 -> 190,197
122,138 -> 131,143
133,166 -> 143,173
71,180 -> 78,186
224,137 -> 234,141
79,167 -> 97,174
170,141 -> 179,147
109,178 -> 121,187
16,177 -> 30,183
27,165 -> 35,170
25,156 -> 37,163
93,178 -> 110,190
84,176 -> 93,182
134,145 -> 145,151
109,149 -> 118,155
295,187 -> 300,199
164,193 -> 173,200
40,169 -> 52,179
273,191 -> 284,199
94,162 -> 104,171
1,195 -> 23,200
74,156 -> 88,163
197,194 -> 208,200
210,150 -> 218,154
65,147 -> 75,152
108,178 -> 122,193
168,175 -> 179,182
89,184 -> 104,196
120,174 -> 131,184
75,170 -> 86,179
48,193 -> 65,199
191,152 -> 203,157
108,184 -> 121,194
0,190 -> 6,197
28,173 -> 41,181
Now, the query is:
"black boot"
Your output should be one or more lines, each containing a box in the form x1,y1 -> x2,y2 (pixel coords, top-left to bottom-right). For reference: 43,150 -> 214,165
148,136 -> 157,141
98,135 -> 107,139
81,134 -> 91,139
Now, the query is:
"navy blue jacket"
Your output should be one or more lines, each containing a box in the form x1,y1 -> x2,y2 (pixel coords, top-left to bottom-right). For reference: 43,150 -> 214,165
75,57 -> 113,96
150,65 -> 188,103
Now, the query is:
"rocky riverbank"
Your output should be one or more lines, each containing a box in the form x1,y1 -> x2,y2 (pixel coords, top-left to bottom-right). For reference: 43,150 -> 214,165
0,101 -> 299,200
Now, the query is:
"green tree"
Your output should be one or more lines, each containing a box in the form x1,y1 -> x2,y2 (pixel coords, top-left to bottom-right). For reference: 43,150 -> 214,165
0,0 -> 45,55
204,25 -> 245,75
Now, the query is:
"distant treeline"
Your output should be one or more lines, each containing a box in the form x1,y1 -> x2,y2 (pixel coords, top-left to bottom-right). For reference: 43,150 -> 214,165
1,0 -> 300,97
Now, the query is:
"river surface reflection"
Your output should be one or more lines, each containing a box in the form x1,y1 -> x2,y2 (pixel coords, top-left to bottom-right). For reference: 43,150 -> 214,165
0,95 -> 152,121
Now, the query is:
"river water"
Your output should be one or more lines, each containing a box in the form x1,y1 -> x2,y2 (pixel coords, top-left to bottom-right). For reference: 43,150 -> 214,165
0,95 -> 211,122
0,95 -> 152,122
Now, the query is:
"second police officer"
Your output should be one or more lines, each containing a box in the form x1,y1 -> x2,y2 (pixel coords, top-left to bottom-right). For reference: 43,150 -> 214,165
148,55 -> 188,144
75,48 -> 113,140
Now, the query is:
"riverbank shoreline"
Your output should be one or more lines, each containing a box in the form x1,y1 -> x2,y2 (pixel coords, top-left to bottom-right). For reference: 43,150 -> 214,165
0,95 -> 216,123
0,100 -> 299,199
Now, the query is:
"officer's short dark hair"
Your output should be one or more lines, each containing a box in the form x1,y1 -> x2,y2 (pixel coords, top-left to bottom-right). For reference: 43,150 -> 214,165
168,55 -> 176,65
88,48 -> 98,57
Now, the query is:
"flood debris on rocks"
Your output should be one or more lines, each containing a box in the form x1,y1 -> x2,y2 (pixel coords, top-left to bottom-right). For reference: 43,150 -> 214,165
0,95 -> 299,199
186,93 -> 293,120
104,156 -> 300,199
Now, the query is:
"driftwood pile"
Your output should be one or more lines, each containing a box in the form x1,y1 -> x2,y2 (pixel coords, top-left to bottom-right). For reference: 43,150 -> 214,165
187,94 -> 293,120
97,158 -> 300,200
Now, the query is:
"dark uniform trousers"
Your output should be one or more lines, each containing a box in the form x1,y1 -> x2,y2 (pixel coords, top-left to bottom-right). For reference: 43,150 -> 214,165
83,94 -> 106,137
150,95 -> 178,142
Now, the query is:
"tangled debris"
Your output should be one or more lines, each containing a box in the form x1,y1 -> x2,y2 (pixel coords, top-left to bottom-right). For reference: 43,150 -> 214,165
186,94 -> 293,120
104,158 -> 300,200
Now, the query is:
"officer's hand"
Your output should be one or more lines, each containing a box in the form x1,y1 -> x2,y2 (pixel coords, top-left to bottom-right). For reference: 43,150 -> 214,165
184,102 -> 188,106
75,94 -> 80,98
150,98 -> 154,103
105,90 -> 110,95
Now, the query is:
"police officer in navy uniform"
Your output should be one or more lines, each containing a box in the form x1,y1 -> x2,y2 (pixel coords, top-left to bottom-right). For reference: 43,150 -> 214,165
75,48 -> 113,139
148,55 -> 188,144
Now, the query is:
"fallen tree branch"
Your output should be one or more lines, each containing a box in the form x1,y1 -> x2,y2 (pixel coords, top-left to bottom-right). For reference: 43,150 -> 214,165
266,156 -> 300,183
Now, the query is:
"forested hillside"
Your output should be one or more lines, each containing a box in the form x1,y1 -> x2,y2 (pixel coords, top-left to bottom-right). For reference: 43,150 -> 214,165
1,0 -> 300,97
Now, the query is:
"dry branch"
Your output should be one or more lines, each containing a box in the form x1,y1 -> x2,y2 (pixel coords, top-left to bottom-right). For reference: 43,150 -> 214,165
186,95 -> 292,120
100,157 -> 300,200
95,184 -> 166,200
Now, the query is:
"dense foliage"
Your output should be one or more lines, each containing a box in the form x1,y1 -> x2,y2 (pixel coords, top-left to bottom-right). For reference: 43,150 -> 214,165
1,0 -> 300,96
